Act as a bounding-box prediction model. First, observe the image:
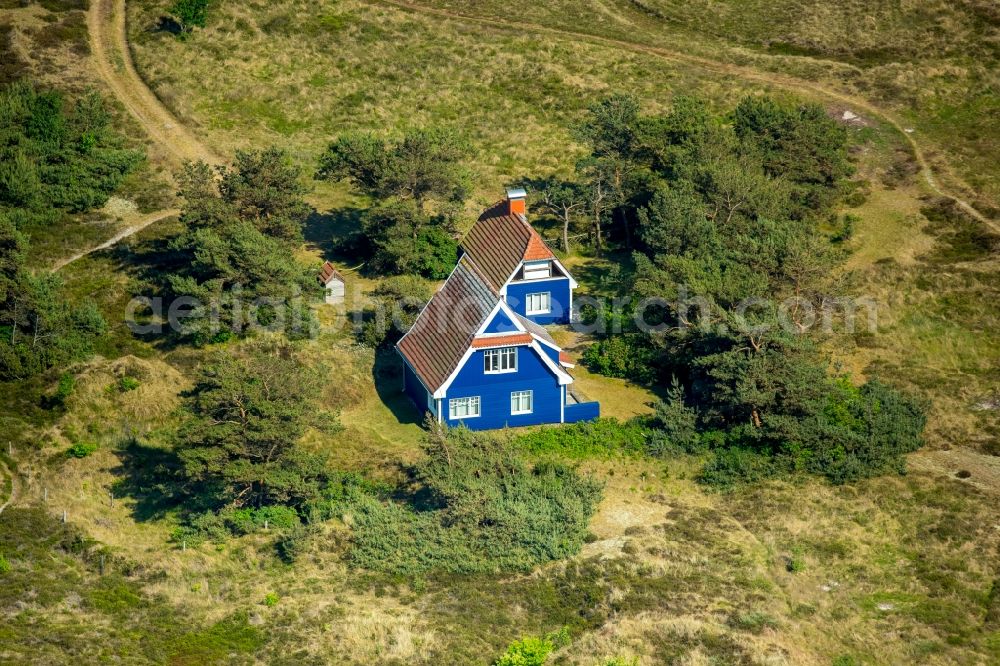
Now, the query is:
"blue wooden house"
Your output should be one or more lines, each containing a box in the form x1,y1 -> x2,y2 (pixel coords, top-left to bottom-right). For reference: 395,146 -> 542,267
459,188 -> 577,325
395,191 -> 598,430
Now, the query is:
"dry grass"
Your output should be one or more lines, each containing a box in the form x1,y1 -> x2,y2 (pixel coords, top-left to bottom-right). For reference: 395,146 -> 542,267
3,0 -> 997,663
393,0 -> 1000,208
126,0 -> 800,213
0,1 -> 174,265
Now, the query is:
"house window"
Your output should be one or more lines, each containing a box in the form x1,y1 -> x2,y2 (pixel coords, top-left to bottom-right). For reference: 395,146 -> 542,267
523,261 -> 551,280
484,347 -> 517,373
511,390 -> 533,415
526,292 -> 551,315
449,396 -> 481,419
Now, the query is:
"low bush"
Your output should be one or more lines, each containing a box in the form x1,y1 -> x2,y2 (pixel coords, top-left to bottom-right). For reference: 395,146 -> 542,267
345,427 -> 603,575
512,418 -> 648,458
495,636 -> 554,666
223,505 -> 300,535
495,628 -> 569,666
168,0 -> 211,33
274,524 -> 317,563
44,372 -> 75,409
581,334 -> 656,382
117,376 -> 140,392
66,441 -> 98,458
699,447 -> 777,487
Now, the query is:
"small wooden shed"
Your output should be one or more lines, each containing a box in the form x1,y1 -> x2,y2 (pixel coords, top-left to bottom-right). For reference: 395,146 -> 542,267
317,261 -> 345,305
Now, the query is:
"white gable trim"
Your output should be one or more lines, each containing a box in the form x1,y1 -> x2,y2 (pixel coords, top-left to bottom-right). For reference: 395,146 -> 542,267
531,340 -> 573,385
433,336 -> 570,400
498,262 -> 522,298
499,258 -> 579,294
553,257 -> 578,289
530,332 -> 561,352
397,349 -> 432,396
475,300 -> 527,336
432,346 -> 475,400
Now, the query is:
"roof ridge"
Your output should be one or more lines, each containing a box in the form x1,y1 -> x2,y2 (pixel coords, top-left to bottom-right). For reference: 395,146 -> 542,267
397,253 -> 502,392
458,252 -> 501,294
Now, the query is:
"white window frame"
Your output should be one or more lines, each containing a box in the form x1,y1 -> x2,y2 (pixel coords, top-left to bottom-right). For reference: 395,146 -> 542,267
449,396 -> 481,420
523,260 -> 551,280
525,292 -> 551,315
510,390 -> 533,415
484,347 -> 517,374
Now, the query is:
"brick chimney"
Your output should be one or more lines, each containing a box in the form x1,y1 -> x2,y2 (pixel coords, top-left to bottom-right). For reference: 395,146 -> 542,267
506,187 -> 527,217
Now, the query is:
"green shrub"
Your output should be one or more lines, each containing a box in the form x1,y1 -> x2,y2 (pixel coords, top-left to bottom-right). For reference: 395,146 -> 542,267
512,418 -> 648,458
223,505 -> 300,535
645,379 -> 701,455
345,427 -> 603,575
581,334 -> 655,382
985,578 -> 1000,630
169,0 -> 211,31
786,555 -> 805,573
495,635 -> 556,666
832,213 -> 858,243
45,372 -> 76,409
56,372 -> 76,399
117,376 -> 140,392
262,592 -> 279,607
66,442 -> 98,458
807,378 -> 927,484
275,524 -> 316,563
698,447 -> 777,487
0,82 -> 143,220
0,552 -> 10,574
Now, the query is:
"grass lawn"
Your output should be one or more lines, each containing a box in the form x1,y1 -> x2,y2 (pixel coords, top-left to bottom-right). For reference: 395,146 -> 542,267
1,0 -> 998,663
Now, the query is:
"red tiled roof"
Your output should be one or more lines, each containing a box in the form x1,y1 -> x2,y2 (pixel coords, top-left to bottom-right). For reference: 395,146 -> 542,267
317,261 -> 344,285
559,351 -> 575,367
396,255 -> 500,392
460,201 -> 555,289
471,333 -> 533,348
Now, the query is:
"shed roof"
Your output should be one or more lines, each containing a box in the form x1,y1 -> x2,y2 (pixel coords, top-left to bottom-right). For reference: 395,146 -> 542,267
318,261 -> 344,285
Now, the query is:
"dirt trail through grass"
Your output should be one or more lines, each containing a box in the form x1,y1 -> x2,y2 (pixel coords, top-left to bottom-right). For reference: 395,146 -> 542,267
51,208 -> 181,271
87,0 -> 222,168
58,0 -> 217,270
0,459 -> 20,515
372,0 -> 999,235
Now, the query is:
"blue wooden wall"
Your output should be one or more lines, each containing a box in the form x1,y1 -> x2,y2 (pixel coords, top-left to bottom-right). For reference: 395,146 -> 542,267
443,345 -> 562,430
505,277 -> 572,324
482,309 -> 519,333
402,357 -> 431,418
538,342 -> 560,365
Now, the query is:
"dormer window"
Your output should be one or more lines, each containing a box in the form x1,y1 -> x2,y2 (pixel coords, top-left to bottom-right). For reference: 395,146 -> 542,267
523,260 -> 551,280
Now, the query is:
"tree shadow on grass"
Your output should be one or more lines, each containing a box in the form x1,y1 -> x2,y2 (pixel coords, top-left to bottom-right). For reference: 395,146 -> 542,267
110,439 -> 187,522
303,206 -> 365,264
